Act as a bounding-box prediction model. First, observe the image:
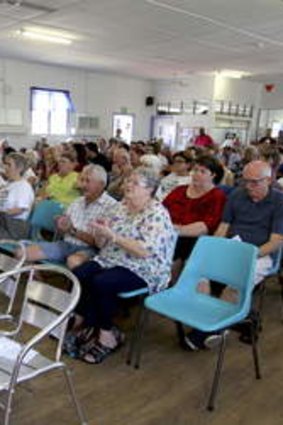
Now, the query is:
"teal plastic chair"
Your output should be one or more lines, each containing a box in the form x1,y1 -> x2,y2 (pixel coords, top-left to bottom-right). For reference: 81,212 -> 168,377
128,236 -> 259,410
29,199 -> 65,241
118,287 -> 149,322
0,200 -> 65,256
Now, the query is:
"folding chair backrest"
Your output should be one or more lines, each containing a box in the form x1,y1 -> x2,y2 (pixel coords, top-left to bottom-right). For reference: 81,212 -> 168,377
29,199 -> 65,240
19,265 -> 80,344
176,236 -> 258,309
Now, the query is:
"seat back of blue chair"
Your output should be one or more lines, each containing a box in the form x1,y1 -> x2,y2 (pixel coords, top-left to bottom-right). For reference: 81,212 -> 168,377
175,236 -> 258,311
29,200 -> 65,241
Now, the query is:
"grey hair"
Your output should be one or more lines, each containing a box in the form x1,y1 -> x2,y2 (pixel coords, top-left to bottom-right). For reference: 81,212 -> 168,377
6,152 -> 27,176
244,160 -> 272,178
133,166 -> 160,196
83,164 -> 108,187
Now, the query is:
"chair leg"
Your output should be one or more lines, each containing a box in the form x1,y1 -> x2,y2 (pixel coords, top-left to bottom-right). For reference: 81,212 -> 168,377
126,306 -> 149,369
207,331 -> 227,411
252,281 -> 266,320
175,321 -> 185,346
3,387 -> 15,425
279,275 -> 283,323
250,320 -> 261,380
125,295 -> 146,365
62,366 -> 88,425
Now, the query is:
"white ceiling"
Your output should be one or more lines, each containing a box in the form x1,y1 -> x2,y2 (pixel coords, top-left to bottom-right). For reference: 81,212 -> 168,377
0,0 -> 283,80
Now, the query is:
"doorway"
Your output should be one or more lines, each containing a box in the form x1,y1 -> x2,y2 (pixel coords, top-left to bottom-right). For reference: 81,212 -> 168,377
113,114 -> 134,144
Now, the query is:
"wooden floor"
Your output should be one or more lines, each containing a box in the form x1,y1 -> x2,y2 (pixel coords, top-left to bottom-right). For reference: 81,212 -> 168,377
4,279 -> 283,425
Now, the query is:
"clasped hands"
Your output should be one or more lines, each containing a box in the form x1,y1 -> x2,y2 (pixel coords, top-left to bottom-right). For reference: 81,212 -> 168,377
89,218 -> 116,244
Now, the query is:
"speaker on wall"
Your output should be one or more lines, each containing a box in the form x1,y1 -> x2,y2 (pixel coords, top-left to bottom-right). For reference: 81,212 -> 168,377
146,96 -> 155,106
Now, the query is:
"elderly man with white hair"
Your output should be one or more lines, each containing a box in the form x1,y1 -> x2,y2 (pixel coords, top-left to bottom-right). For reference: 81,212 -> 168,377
18,164 -> 117,269
215,160 -> 283,284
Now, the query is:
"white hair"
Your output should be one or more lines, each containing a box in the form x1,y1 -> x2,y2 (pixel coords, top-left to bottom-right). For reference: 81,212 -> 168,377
83,164 -> 107,187
139,154 -> 162,176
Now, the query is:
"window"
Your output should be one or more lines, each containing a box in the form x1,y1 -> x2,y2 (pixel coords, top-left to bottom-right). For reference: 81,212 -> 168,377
30,87 -> 74,135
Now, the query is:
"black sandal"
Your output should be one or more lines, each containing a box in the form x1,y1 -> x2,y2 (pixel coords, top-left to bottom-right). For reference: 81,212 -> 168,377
77,327 -> 95,347
81,329 -> 125,364
82,340 -> 116,364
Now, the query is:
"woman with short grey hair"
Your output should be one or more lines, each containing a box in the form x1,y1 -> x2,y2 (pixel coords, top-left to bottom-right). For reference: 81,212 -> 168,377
0,152 -> 34,239
65,168 -> 176,364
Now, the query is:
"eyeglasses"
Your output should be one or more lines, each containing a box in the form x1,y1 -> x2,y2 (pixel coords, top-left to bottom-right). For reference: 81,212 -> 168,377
124,177 -> 148,188
173,158 -> 187,164
243,177 -> 266,186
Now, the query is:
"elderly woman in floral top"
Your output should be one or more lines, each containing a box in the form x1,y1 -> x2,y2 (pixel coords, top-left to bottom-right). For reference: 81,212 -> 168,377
66,168 -> 176,364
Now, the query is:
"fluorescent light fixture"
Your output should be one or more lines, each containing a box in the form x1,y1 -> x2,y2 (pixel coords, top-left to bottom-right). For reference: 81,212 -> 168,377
216,69 -> 252,79
17,27 -> 75,45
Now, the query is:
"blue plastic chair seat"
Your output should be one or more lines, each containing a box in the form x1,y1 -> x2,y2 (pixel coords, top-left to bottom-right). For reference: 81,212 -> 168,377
118,287 -> 148,299
145,289 -> 244,332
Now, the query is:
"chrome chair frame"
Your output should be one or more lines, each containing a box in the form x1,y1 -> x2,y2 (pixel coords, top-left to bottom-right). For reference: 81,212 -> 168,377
0,240 -> 26,320
0,264 -> 87,425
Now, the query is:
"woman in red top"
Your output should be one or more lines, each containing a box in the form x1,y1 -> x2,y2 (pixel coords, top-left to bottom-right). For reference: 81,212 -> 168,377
163,155 -> 227,280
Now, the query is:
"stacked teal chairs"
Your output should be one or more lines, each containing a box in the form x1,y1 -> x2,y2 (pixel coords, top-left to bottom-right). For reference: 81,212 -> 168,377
128,236 -> 259,410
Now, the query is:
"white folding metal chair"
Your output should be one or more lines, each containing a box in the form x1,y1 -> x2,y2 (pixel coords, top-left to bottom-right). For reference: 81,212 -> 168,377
0,263 -> 88,425
0,240 -> 26,321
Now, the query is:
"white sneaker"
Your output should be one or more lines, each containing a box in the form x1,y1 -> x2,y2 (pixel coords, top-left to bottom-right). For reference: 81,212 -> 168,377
204,330 -> 230,349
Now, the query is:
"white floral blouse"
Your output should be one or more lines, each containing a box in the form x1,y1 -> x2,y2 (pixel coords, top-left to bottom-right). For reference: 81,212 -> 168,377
94,199 -> 176,293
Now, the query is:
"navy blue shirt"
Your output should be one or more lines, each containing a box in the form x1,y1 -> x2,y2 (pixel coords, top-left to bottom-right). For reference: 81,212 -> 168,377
222,187 -> 283,247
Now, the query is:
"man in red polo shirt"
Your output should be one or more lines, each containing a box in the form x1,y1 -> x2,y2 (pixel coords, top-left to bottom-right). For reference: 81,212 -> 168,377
194,127 -> 214,147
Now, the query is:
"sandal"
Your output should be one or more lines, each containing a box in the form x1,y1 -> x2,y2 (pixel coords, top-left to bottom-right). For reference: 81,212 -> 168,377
63,327 -> 95,358
77,327 -> 95,346
81,340 -> 117,364
63,333 -> 79,358
81,329 -> 125,364
111,326 -> 126,345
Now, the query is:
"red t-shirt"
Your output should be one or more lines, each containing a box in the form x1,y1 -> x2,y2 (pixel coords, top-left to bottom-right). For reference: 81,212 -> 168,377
163,185 -> 226,234
194,134 -> 214,147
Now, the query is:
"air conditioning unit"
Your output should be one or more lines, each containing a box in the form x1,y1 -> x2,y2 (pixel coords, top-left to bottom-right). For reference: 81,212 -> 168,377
75,114 -> 100,135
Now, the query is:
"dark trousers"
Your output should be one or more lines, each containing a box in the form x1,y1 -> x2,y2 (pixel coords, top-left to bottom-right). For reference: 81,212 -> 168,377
173,236 -> 198,261
73,261 -> 147,330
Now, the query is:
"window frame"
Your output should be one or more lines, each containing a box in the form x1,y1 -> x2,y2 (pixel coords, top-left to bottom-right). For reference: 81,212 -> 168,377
30,86 -> 74,136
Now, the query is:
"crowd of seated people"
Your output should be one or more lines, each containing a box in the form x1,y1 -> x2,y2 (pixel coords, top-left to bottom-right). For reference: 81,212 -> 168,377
0,130 -> 282,364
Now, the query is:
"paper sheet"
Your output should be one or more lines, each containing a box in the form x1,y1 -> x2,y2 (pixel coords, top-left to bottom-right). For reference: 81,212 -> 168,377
0,336 -> 37,363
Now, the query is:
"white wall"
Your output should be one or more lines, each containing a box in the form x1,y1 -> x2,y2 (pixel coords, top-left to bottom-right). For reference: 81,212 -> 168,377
261,88 -> 283,109
0,57 -> 269,149
214,75 -> 262,105
153,74 -> 263,145
214,75 -> 262,142
0,58 -> 153,148
154,74 -> 215,129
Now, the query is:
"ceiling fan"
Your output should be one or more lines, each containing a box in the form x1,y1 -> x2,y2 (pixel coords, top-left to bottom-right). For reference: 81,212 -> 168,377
0,0 -> 55,13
